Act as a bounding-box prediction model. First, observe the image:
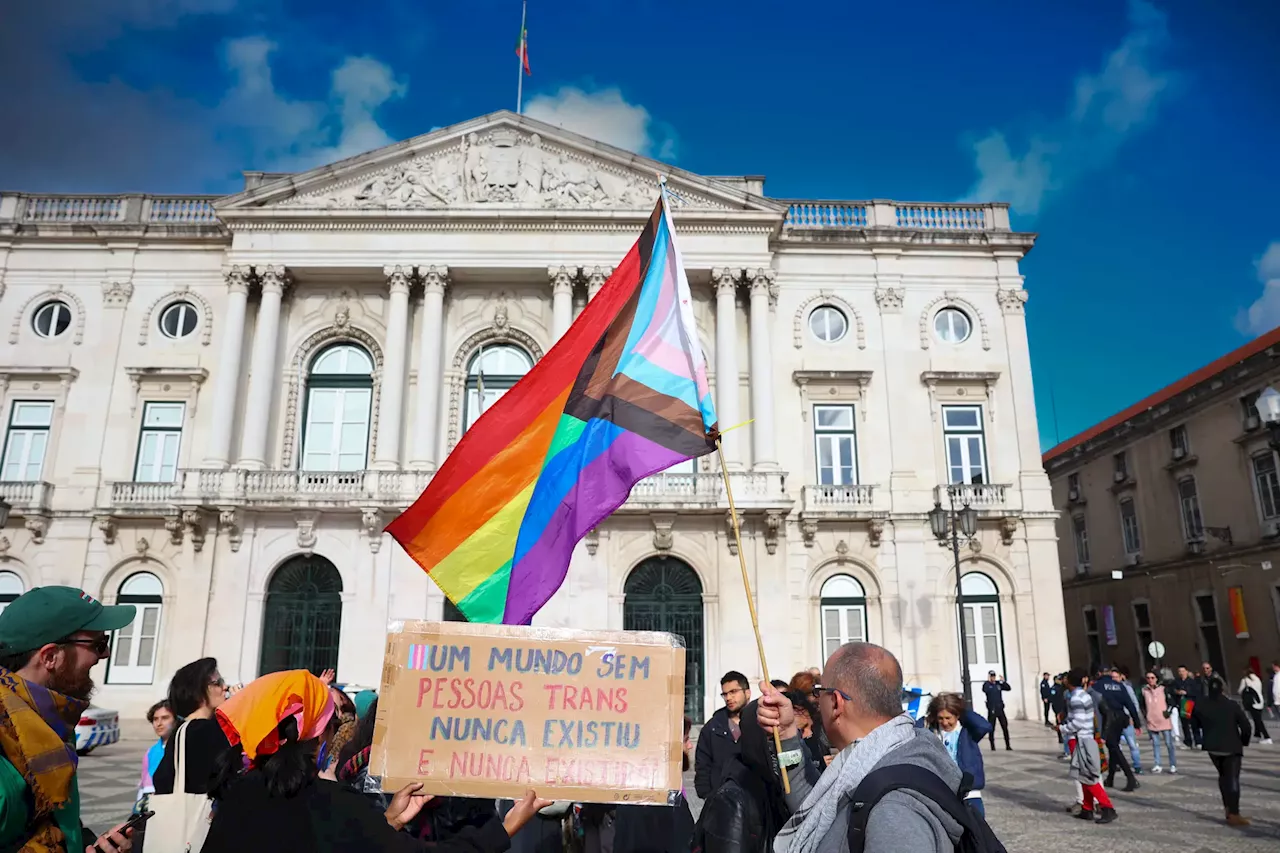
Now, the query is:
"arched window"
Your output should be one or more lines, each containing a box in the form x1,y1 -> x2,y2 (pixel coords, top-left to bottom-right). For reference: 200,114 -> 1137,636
260,555 -> 343,676
820,574 -> 867,659
625,557 -> 705,720
464,345 -> 533,433
107,572 -> 164,685
301,344 -> 374,471
959,571 -> 1005,713
0,572 -> 24,613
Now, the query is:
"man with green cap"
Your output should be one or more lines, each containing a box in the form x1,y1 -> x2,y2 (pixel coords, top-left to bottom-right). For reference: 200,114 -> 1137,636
0,586 -> 138,852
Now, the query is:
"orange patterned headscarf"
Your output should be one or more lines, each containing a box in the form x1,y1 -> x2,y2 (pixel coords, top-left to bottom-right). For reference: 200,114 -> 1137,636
215,670 -> 335,760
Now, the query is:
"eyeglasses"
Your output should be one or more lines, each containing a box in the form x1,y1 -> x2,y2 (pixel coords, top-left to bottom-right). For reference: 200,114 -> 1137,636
719,687 -> 745,699
813,684 -> 852,702
209,677 -> 226,688
59,637 -> 110,656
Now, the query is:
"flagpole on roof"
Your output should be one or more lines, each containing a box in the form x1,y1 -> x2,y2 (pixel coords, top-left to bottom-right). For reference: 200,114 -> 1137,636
516,0 -> 528,114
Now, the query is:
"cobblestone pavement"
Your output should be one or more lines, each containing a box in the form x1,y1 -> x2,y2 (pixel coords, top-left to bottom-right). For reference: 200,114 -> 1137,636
79,720 -> 1280,851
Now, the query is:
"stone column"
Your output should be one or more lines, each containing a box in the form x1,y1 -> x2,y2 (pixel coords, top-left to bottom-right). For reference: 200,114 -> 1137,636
204,266 -> 252,468
373,265 -> 413,469
712,268 -> 741,468
549,266 -> 575,339
748,268 -> 778,469
236,266 -> 288,470
410,266 -> 449,471
586,266 -> 611,302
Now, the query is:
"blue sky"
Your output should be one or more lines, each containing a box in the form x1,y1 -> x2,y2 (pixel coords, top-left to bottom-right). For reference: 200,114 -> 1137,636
2,0 -> 1277,451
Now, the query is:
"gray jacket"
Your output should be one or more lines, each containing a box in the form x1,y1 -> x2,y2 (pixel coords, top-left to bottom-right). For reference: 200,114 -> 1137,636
779,727 -> 965,853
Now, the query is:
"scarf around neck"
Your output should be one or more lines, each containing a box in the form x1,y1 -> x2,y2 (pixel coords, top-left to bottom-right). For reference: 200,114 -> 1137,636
0,666 -> 90,852
774,715 -> 915,853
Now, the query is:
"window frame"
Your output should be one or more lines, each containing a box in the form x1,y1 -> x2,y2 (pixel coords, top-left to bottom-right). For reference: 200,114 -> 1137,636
1119,496 -> 1142,555
808,305 -> 848,344
1177,476 -> 1205,541
812,404 -> 859,486
1,400 -> 55,482
463,345 -> 534,433
1072,513 -> 1090,569
1169,424 -> 1190,457
105,572 -> 164,685
1252,451 -> 1280,521
933,307 -> 972,345
158,300 -> 200,340
941,404 -> 988,485
133,402 -> 186,483
31,300 -> 72,339
1131,599 -> 1155,672
0,571 -> 25,614
1113,452 -> 1128,480
300,343 -> 375,472
1083,605 -> 1103,672
1191,591 -> 1225,677
820,574 -> 868,659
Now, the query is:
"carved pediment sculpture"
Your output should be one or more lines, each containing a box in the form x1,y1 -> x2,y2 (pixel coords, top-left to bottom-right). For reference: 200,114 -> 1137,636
279,128 -> 729,212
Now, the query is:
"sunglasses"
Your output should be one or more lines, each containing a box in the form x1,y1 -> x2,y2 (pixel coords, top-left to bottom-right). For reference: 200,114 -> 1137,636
60,636 -> 111,656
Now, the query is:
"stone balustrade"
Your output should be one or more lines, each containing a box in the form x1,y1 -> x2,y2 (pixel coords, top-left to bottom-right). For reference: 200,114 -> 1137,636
0,193 -> 220,225
782,200 -> 1011,231
0,481 -> 56,515
934,482 -> 1010,509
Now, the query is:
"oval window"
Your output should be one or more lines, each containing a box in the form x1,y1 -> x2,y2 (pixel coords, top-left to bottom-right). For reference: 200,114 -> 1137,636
159,301 -> 199,339
808,305 -> 848,343
934,307 -> 972,344
32,301 -> 72,339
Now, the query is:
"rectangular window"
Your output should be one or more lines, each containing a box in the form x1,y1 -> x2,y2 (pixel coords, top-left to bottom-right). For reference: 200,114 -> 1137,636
1242,391 -> 1261,430
821,604 -> 867,660
134,402 -> 185,483
1119,497 -> 1141,554
1178,476 -> 1204,541
1170,424 -> 1189,457
941,405 -> 987,484
1072,514 -> 1090,567
1193,593 -> 1225,676
107,601 -> 163,684
813,405 -> 858,486
1,402 -> 54,482
1253,452 -> 1280,520
1083,607 -> 1103,672
302,388 -> 372,471
1067,472 -> 1080,498
1113,452 -> 1128,480
1132,601 -> 1155,672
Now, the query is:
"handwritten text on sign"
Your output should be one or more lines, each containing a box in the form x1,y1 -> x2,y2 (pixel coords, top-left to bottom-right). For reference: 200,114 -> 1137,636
371,622 -> 686,805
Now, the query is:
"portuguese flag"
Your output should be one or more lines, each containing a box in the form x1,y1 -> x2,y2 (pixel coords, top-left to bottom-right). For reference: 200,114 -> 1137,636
515,22 -> 530,75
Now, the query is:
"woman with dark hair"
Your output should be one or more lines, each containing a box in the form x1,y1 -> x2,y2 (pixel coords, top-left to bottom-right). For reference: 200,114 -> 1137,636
920,693 -> 992,817
1192,676 -> 1252,826
204,670 -> 551,853
153,657 -> 233,796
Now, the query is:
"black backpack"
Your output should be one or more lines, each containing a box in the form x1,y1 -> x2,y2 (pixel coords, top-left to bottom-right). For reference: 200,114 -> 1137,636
846,765 -> 1006,853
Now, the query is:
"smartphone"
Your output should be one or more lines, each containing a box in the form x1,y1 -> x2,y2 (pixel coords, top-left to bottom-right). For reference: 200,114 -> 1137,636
93,811 -> 153,852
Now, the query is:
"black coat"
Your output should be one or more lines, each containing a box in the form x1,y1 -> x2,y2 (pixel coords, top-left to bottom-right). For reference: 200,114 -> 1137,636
1191,697 -> 1251,755
153,717 -> 231,795
1039,679 -> 1052,701
694,708 -> 742,799
981,680 -> 1010,712
691,776 -> 765,853
614,798 -> 694,853
203,772 -> 511,853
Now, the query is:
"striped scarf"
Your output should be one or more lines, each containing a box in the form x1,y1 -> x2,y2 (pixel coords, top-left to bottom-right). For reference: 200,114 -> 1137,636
0,667 -> 90,853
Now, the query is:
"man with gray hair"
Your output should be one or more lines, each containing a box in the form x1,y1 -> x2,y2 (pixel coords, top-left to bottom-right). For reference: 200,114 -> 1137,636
758,642 -> 967,853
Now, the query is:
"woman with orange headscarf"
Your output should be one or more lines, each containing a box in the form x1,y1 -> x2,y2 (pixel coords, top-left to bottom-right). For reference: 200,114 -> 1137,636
201,670 -> 553,853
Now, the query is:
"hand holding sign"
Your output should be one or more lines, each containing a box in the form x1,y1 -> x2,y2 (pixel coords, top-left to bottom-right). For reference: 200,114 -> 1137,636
384,782 -> 434,831
503,790 -> 555,837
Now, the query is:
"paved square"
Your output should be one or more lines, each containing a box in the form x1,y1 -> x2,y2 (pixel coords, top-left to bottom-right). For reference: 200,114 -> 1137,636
78,721 -> 1280,851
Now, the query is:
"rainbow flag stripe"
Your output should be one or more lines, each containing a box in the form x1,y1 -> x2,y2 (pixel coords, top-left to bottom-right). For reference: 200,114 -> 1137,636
387,195 -> 719,624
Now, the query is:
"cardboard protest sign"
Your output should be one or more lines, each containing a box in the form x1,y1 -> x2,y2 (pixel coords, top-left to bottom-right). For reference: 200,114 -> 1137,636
369,621 -> 686,805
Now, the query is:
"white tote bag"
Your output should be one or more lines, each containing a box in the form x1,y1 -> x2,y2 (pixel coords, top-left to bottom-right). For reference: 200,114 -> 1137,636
145,720 -> 214,852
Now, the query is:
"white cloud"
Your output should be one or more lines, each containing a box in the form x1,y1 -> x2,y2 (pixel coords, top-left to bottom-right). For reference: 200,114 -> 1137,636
524,87 -> 677,160
218,37 -> 407,171
961,0 -> 1173,216
1236,242 -> 1280,337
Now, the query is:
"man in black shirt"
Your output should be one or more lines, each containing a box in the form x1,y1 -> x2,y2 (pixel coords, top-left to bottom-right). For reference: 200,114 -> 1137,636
1172,664 -> 1201,749
981,671 -> 1012,750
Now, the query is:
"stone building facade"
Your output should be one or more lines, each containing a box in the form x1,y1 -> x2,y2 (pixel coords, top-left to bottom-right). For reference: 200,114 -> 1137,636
1044,327 -> 1280,679
0,111 -> 1064,720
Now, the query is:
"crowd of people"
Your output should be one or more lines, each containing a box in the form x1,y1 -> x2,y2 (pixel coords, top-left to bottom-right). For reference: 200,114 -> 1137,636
0,583 -> 1277,853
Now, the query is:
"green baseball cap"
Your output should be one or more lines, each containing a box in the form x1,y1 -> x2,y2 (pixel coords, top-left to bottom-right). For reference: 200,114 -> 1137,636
0,586 -> 136,655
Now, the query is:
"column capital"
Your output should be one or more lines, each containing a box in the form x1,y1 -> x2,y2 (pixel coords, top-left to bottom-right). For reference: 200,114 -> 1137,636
548,265 -> 576,296
255,265 -> 291,295
384,264 -> 414,294
711,267 -> 740,297
748,268 -> 778,304
222,264 -> 251,294
585,265 -> 612,300
417,264 -> 450,295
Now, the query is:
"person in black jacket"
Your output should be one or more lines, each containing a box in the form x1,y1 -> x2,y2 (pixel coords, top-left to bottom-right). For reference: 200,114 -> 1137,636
1039,673 -> 1053,726
694,671 -> 750,798
1191,677 -> 1252,827
153,657 -> 233,796
613,717 -> 695,853
981,671 -> 1012,750
1171,665 -> 1201,748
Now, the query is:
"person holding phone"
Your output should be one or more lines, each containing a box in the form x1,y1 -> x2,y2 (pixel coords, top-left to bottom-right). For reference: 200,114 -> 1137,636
0,585 -> 140,852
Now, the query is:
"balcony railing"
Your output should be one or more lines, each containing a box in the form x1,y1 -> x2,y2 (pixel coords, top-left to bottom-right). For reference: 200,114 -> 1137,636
802,484 -> 876,508
934,483 -> 1009,509
782,200 -> 1010,232
104,468 -> 790,512
0,481 -> 55,514
1,194 -> 220,225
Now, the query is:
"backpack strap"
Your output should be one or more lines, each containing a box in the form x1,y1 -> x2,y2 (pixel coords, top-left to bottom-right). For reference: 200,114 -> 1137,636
846,764 -> 979,853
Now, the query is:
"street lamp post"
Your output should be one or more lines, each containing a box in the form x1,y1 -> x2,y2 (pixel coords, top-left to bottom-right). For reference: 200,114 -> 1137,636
1256,386 -> 1280,452
929,486 -> 979,705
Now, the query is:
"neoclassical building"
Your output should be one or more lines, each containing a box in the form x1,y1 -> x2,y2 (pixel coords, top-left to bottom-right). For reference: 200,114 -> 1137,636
0,111 -> 1066,720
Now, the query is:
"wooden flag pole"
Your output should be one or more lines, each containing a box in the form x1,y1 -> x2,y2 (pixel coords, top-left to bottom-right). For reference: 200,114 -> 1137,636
715,437 -> 790,794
